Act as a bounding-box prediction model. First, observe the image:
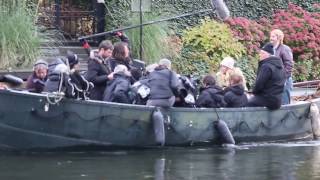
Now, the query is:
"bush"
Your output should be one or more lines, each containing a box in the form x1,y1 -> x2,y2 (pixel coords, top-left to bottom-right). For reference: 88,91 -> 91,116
174,18 -> 246,75
225,3 -> 320,82
270,3 -> 320,63
126,13 -> 172,64
226,17 -> 267,60
0,1 -> 41,69
236,57 -> 257,88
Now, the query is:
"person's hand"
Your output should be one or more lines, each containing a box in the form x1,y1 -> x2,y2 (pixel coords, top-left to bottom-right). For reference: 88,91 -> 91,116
107,72 -> 114,80
111,31 -> 123,37
0,83 -> 8,90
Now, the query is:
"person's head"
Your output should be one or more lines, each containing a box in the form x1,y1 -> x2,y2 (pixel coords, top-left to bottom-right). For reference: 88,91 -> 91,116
53,63 -> 70,75
229,73 -> 243,86
219,57 -> 235,74
66,51 -> 79,70
98,40 -> 114,59
158,58 -> 172,70
259,43 -> 274,60
112,42 -> 129,61
270,29 -> 284,46
202,75 -> 216,87
114,64 -> 131,76
33,59 -> 48,79
145,63 -> 158,74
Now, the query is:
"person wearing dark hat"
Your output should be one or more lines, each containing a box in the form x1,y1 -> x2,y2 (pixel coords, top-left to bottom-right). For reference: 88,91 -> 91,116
66,51 -> 79,71
26,59 -> 48,93
246,43 -> 286,110
66,51 -> 93,100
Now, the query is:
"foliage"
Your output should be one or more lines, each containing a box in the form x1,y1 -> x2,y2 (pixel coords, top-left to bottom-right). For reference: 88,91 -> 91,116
293,60 -> 313,82
225,17 -> 267,60
102,0 -> 320,35
174,18 -> 246,75
125,13 -> 173,64
236,57 -> 258,89
0,0 -> 41,69
269,3 -> 320,63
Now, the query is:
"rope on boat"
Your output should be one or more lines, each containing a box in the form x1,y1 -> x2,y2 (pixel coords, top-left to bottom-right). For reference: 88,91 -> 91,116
45,72 -> 66,106
46,92 -> 65,105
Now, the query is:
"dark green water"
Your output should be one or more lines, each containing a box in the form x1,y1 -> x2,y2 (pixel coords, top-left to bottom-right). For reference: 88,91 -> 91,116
1,142 -> 320,180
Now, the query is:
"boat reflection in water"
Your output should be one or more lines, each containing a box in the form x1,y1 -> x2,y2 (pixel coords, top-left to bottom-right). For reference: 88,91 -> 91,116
1,142 -> 320,179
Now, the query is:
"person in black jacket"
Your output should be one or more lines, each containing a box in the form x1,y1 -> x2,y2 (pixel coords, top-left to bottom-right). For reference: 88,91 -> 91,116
246,43 -> 286,110
44,63 -> 75,98
103,65 -> 132,104
109,42 -> 131,71
85,40 -> 114,100
196,75 -> 226,108
224,73 -> 248,107
67,51 -> 93,100
146,59 -> 179,108
26,59 -> 48,93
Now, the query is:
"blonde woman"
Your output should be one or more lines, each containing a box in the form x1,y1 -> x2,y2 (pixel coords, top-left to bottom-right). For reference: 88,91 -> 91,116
270,29 -> 293,105
215,56 -> 247,90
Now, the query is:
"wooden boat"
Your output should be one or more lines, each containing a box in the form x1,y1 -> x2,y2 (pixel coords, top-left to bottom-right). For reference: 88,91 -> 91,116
0,89 -> 319,151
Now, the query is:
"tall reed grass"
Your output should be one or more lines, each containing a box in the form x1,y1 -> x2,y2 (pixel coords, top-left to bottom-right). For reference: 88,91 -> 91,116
0,0 -> 41,69
126,13 -> 171,64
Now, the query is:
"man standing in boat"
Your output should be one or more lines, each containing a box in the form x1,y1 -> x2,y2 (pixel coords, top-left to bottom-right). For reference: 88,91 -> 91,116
85,40 -> 114,100
246,43 -> 286,110
270,29 -> 294,105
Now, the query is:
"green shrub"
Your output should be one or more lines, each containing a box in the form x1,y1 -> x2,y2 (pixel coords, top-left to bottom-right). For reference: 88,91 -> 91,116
0,0 -> 41,69
236,57 -> 258,89
125,13 -> 172,64
293,60 -> 313,82
174,18 -> 246,75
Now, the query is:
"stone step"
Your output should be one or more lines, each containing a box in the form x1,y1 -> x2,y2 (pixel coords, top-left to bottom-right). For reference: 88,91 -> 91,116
58,46 -> 97,55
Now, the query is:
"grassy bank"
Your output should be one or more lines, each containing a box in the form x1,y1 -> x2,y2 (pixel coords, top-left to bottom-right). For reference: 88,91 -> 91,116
0,0 -> 41,69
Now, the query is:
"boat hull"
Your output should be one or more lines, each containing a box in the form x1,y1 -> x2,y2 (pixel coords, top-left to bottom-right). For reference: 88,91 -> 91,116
0,90 -> 316,150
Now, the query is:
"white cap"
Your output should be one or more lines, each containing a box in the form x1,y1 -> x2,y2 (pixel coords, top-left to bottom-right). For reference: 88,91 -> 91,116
159,58 -> 171,69
220,57 -> 235,69
146,63 -> 158,73
114,65 -> 131,76
54,63 -> 69,74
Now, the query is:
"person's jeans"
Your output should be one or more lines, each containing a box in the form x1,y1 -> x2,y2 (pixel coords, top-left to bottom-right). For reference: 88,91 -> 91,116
281,77 -> 293,105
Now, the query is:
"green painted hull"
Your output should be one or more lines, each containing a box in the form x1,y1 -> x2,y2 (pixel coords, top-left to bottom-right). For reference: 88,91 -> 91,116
0,90 -> 316,150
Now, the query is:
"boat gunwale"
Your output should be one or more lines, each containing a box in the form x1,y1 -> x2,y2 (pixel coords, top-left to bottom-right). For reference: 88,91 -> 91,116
1,89 -> 319,113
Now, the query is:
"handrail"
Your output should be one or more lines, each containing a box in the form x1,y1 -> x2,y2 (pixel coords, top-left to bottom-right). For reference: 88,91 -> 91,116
293,80 -> 320,88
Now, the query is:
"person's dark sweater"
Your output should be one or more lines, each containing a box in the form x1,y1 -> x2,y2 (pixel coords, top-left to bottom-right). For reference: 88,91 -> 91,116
224,84 -> 248,107
196,85 -> 225,108
103,73 -> 131,104
109,57 -> 131,72
147,66 -> 179,100
26,73 -> 47,93
85,57 -> 112,100
249,56 -> 286,109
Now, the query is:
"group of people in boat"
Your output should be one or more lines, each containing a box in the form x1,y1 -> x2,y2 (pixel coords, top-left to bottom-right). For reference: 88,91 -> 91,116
17,29 -> 292,110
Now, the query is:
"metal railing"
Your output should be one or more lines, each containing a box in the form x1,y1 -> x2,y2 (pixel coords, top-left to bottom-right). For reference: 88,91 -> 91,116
37,0 -> 96,40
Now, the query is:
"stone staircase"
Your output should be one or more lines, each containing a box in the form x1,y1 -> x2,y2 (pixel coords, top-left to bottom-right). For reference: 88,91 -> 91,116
58,46 -> 92,71
0,44 -> 95,80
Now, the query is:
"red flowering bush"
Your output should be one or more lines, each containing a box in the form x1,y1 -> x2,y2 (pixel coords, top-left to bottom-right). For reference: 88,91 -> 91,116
226,3 -> 320,81
225,17 -> 267,59
271,3 -> 320,63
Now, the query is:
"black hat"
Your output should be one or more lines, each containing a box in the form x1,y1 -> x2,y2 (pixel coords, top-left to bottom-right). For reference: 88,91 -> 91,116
66,51 -> 79,67
261,43 -> 274,55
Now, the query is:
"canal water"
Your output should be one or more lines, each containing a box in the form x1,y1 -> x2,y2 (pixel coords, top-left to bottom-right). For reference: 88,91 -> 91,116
1,141 -> 320,180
